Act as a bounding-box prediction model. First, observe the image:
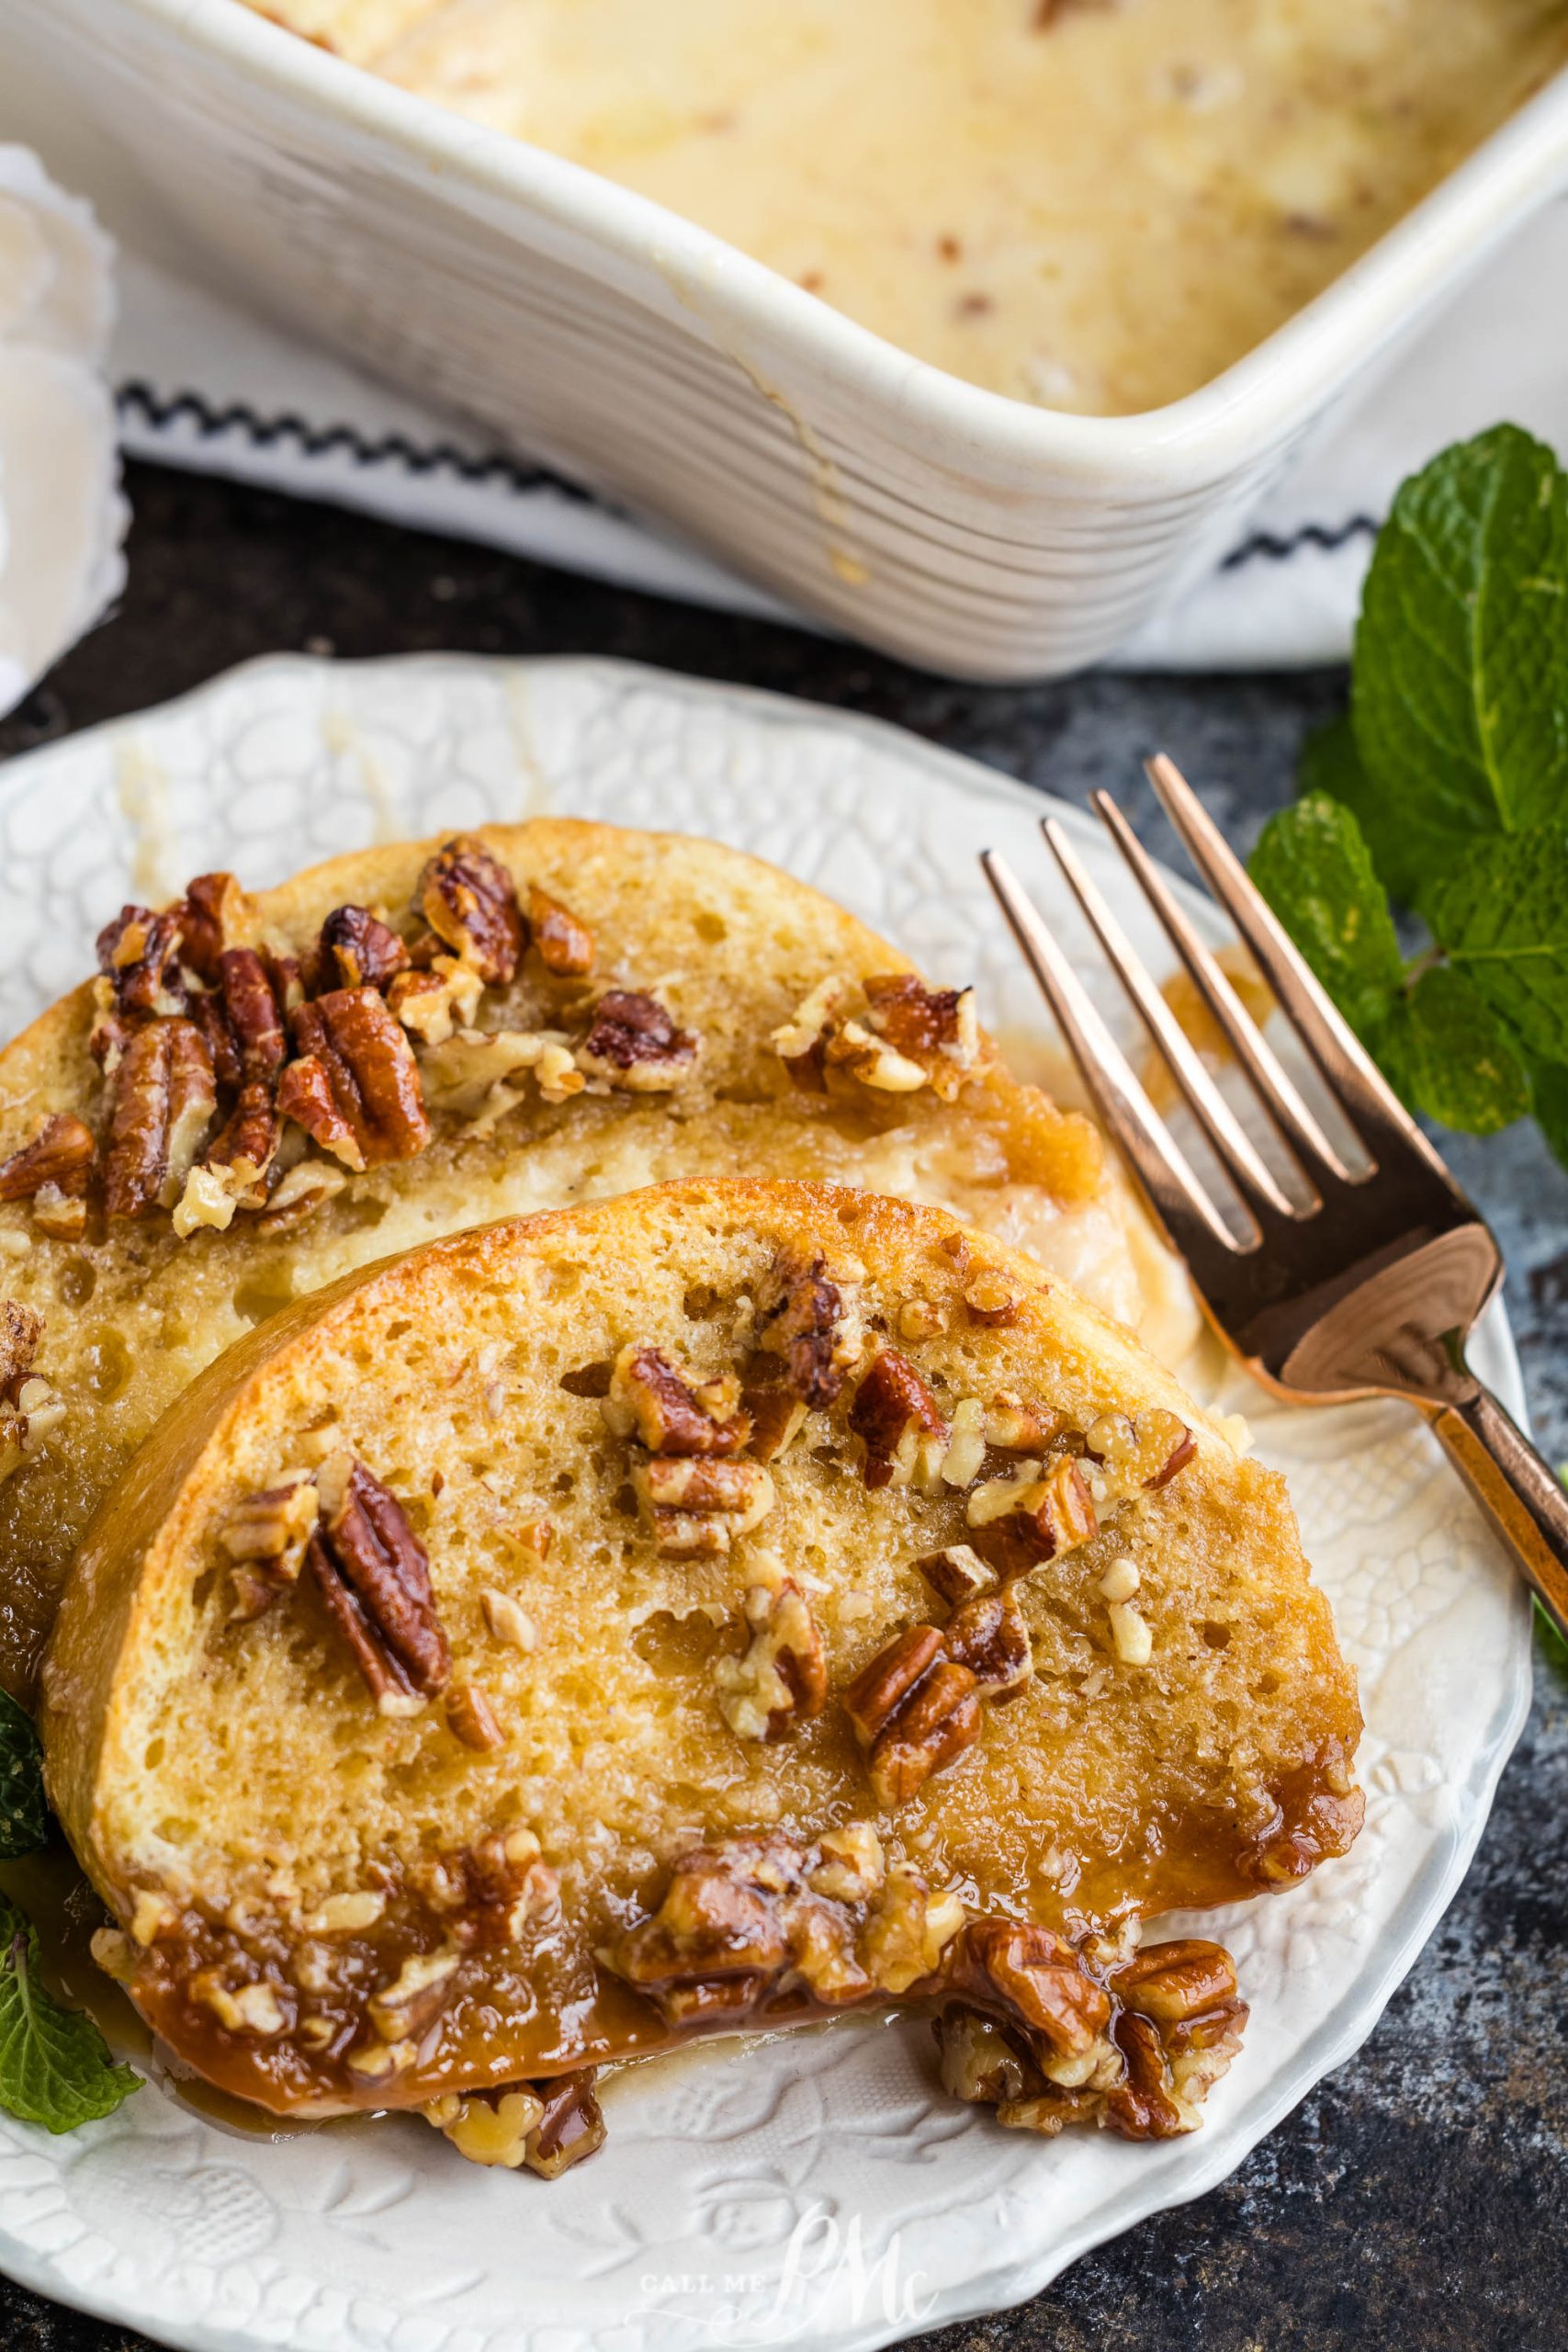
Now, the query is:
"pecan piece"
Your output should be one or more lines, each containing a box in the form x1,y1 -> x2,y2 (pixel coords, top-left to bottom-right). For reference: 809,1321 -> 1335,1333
220,947 -> 288,1080
772,974 -> 849,1091
739,1362 -> 808,1464
417,835 -> 523,984
966,1453 -> 1097,1571
753,1249 -> 863,1408
944,1589 -> 1032,1701
916,1544 -> 997,1610
523,2069 -> 606,2178
96,903 -> 187,1016
0,1114 -> 96,1204
1083,1408 -> 1196,1497
848,1349 -> 948,1491
0,1302 -> 61,1487
606,1343 -> 751,1455
312,904 -> 411,994
278,987 -> 430,1170
576,990 -> 697,1091
714,1569 -> 828,1741
177,872 -> 244,984
636,1454 -> 774,1555
423,2083 -> 546,2168
220,1479 -> 320,1621
843,1623 -> 980,1807
104,1018 -> 216,1218
309,1453 -> 450,1712
863,973 -> 979,1101
416,1827 -> 558,1950
984,1393 -> 1066,1453
527,884 -> 596,977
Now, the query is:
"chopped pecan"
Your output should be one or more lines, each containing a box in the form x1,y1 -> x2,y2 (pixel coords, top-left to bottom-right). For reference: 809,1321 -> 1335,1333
96,903 -> 186,1016
255,1159 -> 347,1230
862,973 -> 979,1101
1237,1742 -> 1365,1888
523,2069 -> 606,2178
576,990 -> 697,1091
278,988 -> 430,1170
636,1454 -> 774,1555
0,1114 -> 96,1204
966,1453 -> 1097,1571
0,1303 -> 60,1487
985,1393 -> 1066,1453
527,885 -> 596,977
606,1344 -> 751,1455
385,957 -> 484,1046
309,1453 -> 450,1712
1083,1408 -> 1196,1498
312,904 -> 410,995
423,2082 -> 546,2168
739,1362 -> 809,1464
446,1681 -> 505,1750
772,974 -> 849,1091
607,1833 -> 874,2022
938,1397 -> 987,1488
753,1249 -> 863,1408
916,1544 -> 997,1610
104,1018 -> 216,1218
219,947 -> 288,1080
367,1946 -> 461,2042
935,1928 -> 1247,2143
177,872 -> 244,983
204,1079 -> 281,1196
418,1027 -> 583,1122
416,1827 -> 559,1950
30,1185 -> 85,1240
417,835 -> 523,984
963,1269 -> 1020,1327
220,1479 -> 320,1620
843,1623 -> 980,1807
944,1589 -> 1032,1700
714,1568 -> 828,1740
848,1349 -> 948,1491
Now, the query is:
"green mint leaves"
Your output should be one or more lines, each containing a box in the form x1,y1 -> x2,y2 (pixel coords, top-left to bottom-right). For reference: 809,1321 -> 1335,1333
1251,424 -> 1568,1168
0,1696 -> 141,2132
0,1897 -> 138,2132
0,1690 -> 48,1862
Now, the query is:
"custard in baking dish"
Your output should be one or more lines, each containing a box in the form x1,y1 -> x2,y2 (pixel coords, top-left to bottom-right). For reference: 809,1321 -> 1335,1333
241,0 -> 1568,414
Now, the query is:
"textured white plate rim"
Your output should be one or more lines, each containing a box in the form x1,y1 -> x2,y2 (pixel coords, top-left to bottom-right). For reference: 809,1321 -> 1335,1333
0,651 -> 1534,2352
101,0 -> 1568,474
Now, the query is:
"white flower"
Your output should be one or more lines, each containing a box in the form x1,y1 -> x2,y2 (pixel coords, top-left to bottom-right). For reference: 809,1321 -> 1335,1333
0,148 -> 126,718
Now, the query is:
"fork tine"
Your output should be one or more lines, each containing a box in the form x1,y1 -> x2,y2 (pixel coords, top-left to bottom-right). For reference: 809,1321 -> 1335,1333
1088,789 -> 1354,1184
1039,816 -> 1304,1221
1145,754 -> 1452,1176
980,850 -> 1246,1269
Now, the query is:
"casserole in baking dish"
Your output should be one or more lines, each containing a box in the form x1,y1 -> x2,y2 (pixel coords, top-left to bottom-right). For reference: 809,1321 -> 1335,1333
6,0 -> 1568,673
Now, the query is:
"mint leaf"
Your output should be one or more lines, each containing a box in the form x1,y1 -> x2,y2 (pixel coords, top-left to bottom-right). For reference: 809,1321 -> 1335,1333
0,1692 -> 48,1863
0,1896 -> 138,2132
1353,424 -> 1568,886
1530,1057 -> 1568,1175
1425,829 -> 1568,1063
1248,791 -> 1404,1037
1299,715 -> 1422,905
1371,965 -> 1529,1135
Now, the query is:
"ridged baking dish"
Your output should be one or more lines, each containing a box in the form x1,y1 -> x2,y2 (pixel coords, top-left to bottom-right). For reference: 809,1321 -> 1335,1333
6,0 -> 1568,678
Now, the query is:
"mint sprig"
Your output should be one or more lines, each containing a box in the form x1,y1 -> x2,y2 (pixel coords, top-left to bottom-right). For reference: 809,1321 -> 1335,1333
1250,424 -> 1568,1172
0,1896 -> 138,2132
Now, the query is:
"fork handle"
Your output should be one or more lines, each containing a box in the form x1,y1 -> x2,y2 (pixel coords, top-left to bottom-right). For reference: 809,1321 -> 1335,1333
1428,1384 -> 1568,1644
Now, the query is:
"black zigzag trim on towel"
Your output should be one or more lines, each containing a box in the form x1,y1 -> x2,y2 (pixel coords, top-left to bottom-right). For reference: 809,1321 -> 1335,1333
1220,514 -> 1380,571
115,380 -> 602,507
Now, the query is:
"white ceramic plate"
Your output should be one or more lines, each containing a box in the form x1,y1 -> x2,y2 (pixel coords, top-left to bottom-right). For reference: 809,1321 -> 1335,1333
0,658 -> 1531,2352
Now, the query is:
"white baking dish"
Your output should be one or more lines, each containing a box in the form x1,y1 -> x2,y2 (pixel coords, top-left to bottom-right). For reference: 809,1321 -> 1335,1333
6,0 -> 1568,679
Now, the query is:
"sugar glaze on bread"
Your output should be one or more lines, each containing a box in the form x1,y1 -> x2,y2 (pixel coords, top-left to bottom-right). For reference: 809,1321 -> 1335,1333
44,1181 -> 1361,2158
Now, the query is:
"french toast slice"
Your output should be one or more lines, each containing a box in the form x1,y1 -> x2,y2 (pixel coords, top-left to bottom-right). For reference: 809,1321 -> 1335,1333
0,817 -> 1145,1702
43,1180 -> 1361,2160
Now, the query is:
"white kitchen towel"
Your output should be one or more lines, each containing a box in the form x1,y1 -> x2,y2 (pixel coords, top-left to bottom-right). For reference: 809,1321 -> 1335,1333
110,198 -> 1568,673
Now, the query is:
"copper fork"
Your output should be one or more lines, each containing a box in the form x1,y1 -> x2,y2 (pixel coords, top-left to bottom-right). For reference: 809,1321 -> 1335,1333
982,752 -> 1568,1645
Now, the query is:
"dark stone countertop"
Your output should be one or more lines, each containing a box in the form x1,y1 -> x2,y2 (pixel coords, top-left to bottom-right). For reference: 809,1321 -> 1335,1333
2,464 -> 1565,2352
